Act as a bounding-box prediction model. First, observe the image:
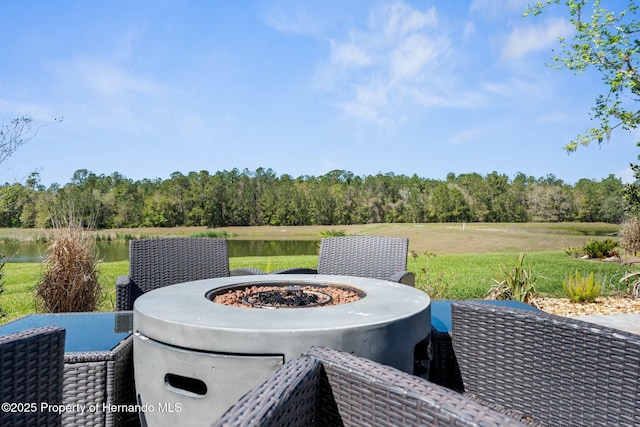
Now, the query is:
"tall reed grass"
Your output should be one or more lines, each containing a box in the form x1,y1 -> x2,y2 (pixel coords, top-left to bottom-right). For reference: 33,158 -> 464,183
35,226 -> 102,313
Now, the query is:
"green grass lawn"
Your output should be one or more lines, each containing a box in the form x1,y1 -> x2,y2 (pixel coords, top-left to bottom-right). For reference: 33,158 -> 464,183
409,251 -> 632,299
1,252 -> 635,325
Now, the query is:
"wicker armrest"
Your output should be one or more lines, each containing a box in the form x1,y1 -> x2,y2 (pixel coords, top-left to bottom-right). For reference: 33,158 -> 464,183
213,356 -> 321,427
389,270 -> 415,286
115,275 -> 132,311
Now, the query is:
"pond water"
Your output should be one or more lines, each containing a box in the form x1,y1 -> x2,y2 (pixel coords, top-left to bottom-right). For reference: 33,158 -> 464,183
0,240 -> 320,263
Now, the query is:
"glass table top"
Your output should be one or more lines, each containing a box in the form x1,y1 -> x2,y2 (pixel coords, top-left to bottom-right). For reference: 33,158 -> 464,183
0,311 -> 132,352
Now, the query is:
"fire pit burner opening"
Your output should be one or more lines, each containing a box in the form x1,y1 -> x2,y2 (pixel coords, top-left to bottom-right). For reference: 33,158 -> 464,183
244,287 -> 332,308
208,282 -> 365,308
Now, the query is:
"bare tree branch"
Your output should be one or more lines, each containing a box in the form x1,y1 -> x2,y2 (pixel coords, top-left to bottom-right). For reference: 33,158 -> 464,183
0,115 -> 63,165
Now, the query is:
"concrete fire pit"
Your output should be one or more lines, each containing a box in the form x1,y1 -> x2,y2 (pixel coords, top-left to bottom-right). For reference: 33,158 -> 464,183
133,274 -> 430,426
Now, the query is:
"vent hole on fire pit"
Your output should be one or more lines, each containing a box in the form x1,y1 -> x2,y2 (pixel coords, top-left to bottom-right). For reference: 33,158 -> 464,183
165,373 -> 208,397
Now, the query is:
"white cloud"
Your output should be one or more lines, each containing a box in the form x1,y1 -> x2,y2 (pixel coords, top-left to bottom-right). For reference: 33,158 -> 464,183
40,55 -> 186,140
276,0 -> 560,127
380,2 -> 438,36
316,1 -> 453,125
619,167 -> 635,184
340,80 -> 390,124
261,1 -> 324,36
482,76 -> 551,100
331,41 -> 372,68
57,57 -> 167,98
412,86 -> 490,110
390,34 -> 442,82
502,18 -> 573,59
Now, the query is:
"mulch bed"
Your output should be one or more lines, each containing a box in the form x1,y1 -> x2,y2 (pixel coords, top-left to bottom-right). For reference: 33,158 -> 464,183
535,296 -> 640,316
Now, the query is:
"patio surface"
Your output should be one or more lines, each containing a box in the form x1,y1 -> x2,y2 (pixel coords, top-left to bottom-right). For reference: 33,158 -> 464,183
575,313 -> 640,334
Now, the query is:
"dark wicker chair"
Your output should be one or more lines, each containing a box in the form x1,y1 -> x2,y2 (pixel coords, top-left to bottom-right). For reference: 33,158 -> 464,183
116,237 -> 263,311
213,346 -> 527,427
450,301 -> 640,427
276,236 -> 414,286
0,326 -> 65,427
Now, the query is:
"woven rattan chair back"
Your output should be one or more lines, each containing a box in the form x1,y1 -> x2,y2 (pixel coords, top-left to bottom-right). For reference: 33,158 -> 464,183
317,236 -> 408,281
0,326 -> 65,427
127,237 -> 230,303
451,301 -> 640,427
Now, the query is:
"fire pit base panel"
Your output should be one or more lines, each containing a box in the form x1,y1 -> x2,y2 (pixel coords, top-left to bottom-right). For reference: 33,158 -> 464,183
133,275 -> 431,426
134,335 -> 283,425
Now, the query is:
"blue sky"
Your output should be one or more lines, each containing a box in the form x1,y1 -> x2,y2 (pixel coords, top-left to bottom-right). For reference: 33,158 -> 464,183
1,0 -> 637,187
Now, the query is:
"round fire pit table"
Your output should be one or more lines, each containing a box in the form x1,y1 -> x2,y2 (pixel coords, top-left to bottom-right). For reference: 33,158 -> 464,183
133,274 -> 430,426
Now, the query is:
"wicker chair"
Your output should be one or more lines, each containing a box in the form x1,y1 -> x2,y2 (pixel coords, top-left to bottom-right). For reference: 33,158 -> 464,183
450,301 -> 640,427
0,326 -> 65,427
276,236 -> 415,286
213,346 -> 527,427
116,237 -> 263,311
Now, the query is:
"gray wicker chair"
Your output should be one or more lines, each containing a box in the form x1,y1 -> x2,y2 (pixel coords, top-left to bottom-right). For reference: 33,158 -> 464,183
0,326 -> 65,427
116,237 -> 263,311
450,301 -> 640,427
276,236 -> 414,286
213,346 -> 527,427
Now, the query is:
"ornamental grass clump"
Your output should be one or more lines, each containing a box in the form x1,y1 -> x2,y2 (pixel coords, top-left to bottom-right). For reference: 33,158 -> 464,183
487,253 -> 539,304
619,271 -> 640,298
36,226 -> 102,312
563,271 -> 602,303
620,217 -> 640,256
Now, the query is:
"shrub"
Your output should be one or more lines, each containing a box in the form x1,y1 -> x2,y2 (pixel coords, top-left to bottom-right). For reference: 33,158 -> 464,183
413,251 -> 454,299
620,217 -> 640,256
487,253 -> 539,304
319,229 -> 347,237
619,271 -> 640,298
582,239 -> 619,259
416,269 -> 454,299
563,271 -> 602,303
564,246 -> 583,258
190,230 -> 235,238
36,226 -> 102,312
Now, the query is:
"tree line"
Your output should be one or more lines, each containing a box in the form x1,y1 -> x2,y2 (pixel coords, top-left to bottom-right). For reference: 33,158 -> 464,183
0,168 -> 627,229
